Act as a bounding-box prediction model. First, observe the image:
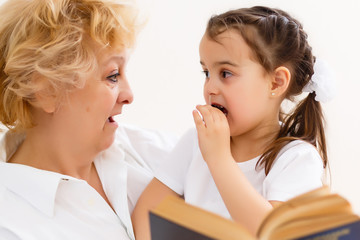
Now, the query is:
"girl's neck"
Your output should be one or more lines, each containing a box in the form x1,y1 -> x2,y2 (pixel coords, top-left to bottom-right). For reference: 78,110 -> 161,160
230,122 -> 280,163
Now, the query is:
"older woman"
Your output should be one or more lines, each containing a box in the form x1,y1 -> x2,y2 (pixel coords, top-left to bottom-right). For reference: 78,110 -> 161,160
0,0 -> 177,239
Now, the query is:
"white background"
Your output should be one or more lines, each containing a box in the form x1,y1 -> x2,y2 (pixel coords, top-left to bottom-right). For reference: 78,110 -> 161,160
1,0 -> 359,213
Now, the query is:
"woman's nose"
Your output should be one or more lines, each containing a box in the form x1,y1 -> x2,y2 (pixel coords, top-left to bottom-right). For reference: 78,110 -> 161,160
117,77 -> 134,105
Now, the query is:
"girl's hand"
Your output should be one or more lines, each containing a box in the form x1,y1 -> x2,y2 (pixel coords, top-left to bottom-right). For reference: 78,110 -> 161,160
192,105 -> 232,165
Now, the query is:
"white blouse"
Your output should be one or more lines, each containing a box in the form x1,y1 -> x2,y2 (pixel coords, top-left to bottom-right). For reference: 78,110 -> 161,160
0,124 -> 177,240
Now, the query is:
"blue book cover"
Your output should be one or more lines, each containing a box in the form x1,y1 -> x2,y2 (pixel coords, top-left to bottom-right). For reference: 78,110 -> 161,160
297,220 -> 360,240
150,212 -> 214,240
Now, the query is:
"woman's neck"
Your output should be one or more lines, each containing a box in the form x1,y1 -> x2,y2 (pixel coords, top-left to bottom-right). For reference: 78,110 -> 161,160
230,121 -> 280,163
8,128 -> 97,181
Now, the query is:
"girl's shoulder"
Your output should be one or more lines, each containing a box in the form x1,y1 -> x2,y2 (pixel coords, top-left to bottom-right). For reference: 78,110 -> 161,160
264,140 -> 324,201
273,139 -> 322,169
280,139 -> 318,154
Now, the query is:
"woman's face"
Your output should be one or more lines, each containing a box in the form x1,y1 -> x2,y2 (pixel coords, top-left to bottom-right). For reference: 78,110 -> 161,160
51,45 -> 133,154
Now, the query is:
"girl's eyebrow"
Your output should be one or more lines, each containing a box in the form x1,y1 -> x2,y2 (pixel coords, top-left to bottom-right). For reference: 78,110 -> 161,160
200,60 -> 239,67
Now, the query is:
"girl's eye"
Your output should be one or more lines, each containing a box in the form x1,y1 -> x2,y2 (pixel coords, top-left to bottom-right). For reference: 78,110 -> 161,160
202,70 -> 210,79
107,73 -> 120,83
221,71 -> 232,78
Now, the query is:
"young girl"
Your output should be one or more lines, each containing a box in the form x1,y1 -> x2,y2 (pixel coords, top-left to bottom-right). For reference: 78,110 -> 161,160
132,6 -> 331,239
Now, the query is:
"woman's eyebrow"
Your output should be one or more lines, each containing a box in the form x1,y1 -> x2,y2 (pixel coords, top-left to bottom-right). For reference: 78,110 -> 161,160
107,56 -> 125,64
102,55 -> 126,66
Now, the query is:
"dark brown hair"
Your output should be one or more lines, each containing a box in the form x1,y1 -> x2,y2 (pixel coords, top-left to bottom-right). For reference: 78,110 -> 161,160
206,6 -> 327,174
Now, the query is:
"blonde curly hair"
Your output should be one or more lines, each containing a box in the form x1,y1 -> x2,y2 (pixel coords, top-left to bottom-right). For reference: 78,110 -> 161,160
0,0 -> 139,131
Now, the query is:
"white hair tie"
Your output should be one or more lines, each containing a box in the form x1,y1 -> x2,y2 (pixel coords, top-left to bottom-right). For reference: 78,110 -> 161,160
302,59 -> 336,103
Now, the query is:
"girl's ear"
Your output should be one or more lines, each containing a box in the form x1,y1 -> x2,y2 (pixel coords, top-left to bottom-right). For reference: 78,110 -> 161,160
269,66 -> 291,98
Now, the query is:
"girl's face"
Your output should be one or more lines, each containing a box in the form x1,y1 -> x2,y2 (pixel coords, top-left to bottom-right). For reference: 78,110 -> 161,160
52,45 -> 133,154
199,30 -> 276,137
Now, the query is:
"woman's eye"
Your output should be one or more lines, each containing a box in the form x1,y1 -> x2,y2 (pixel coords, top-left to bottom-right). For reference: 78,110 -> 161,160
106,73 -> 120,83
221,71 -> 232,78
202,70 -> 210,78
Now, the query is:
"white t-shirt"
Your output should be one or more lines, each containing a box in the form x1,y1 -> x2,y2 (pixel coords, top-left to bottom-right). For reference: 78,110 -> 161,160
155,128 -> 324,219
0,124 -> 177,240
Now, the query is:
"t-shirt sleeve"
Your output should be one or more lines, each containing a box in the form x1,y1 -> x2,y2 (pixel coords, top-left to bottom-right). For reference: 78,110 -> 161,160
154,128 -> 197,195
263,141 -> 324,201
115,123 -> 179,171
113,124 -> 179,212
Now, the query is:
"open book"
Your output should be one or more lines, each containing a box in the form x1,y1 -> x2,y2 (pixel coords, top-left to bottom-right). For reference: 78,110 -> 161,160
149,186 -> 360,240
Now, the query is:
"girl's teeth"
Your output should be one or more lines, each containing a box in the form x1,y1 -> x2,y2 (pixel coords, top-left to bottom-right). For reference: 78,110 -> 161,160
211,104 -> 228,115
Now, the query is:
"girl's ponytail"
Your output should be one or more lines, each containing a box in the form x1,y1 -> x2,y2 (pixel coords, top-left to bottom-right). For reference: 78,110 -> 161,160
284,92 -> 327,166
258,92 -> 327,175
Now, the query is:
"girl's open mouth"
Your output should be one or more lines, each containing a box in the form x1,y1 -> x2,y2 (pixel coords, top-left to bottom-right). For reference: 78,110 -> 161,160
211,104 -> 228,116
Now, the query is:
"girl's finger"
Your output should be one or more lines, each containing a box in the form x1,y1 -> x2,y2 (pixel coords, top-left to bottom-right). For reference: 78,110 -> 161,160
208,105 -> 224,122
192,109 -> 205,132
196,105 -> 214,126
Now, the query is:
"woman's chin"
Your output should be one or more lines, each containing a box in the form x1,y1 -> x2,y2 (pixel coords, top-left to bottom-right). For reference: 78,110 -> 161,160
98,133 -> 116,152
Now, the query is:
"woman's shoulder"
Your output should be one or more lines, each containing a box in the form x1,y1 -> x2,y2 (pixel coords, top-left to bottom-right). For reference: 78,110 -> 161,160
0,184 -> 14,221
0,130 -> 25,163
0,182 -> 5,201
0,173 -> 21,219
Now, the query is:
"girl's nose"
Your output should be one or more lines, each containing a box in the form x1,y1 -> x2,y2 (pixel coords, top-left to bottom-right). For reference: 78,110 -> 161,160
204,78 -> 220,96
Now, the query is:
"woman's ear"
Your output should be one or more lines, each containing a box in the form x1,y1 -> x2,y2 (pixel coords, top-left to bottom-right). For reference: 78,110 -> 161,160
30,74 -> 57,114
269,66 -> 291,98
34,90 -> 56,114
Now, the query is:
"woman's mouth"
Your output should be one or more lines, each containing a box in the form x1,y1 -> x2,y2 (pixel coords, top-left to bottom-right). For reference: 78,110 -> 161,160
106,115 -> 118,128
107,116 -> 115,123
211,104 -> 228,116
